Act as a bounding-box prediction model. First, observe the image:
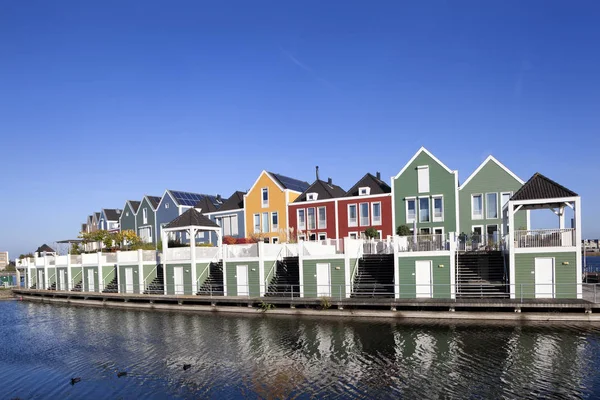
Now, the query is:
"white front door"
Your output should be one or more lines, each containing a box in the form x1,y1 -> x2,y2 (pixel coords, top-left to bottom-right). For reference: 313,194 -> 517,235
87,268 -> 95,292
415,260 -> 433,298
173,267 -> 184,295
535,258 -> 554,299
125,267 -> 134,294
316,263 -> 331,297
237,265 -> 249,296
59,270 -> 65,291
38,270 -> 43,288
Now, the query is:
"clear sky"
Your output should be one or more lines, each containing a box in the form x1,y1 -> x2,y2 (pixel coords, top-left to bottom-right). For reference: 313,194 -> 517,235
1,1 -> 599,257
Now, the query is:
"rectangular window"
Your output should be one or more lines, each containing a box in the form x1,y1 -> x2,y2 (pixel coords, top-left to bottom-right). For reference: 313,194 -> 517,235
309,233 -> 317,241
501,192 -> 511,209
472,194 -> 483,220
318,233 -> 327,241
307,207 -> 316,230
222,217 -> 231,236
406,198 -> 416,223
143,208 -> 148,224
433,196 -> 443,222
297,209 -> 306,230
253,214 -> 260,233
419,197 -> 430,222
372,202 -> 382,225
261,188 -> 269,207
359,202 -> 369,226
349,232 -> 358,239
417,166 -> 430,193
262,212 -> 269,233
348,204 -> 357,227
298,235 -> 306,241
317,207 -> 326,229
271,212 -> 278,232
230,215 -> 238,236
420,227 -> 431,234
486,193 -> 498,219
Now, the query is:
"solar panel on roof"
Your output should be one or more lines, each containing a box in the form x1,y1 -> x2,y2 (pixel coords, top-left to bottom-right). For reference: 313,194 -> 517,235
273,173 -> 310,192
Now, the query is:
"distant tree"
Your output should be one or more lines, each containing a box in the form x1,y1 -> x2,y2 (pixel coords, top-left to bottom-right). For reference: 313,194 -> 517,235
364,228 -> 378,239
396,224 -> 412,236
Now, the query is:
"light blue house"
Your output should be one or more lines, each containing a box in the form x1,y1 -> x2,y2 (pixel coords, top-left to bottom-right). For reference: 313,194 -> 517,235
205,191 -> 246,245
98,209 -> 122,231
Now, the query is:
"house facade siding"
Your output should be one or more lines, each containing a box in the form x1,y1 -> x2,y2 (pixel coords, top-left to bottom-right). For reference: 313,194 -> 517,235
514,252 -> 578,299
155,192 -> 181,241
136,197 -> 159,244
338,195 -> 393,239
393,150 -> 458,235
206,209 -> 245,245
288,200 -> 338,240
120,202 -> 137,233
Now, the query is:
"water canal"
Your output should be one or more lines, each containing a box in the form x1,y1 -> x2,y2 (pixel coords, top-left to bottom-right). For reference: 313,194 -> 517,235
2,301 -> 600,399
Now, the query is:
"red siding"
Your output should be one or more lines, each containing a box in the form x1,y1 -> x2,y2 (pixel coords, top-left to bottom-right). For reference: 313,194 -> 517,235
337,195 -> 393,239
288,200 -> 338,240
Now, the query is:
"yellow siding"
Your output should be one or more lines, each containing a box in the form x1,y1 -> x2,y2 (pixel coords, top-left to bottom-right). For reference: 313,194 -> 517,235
244,172 -> 300,241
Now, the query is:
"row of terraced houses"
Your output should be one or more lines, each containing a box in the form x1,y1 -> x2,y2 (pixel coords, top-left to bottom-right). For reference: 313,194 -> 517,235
18,147 -> 583,301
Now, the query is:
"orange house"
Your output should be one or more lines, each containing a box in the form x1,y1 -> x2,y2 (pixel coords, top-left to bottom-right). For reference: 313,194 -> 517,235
244,171 -> 310,243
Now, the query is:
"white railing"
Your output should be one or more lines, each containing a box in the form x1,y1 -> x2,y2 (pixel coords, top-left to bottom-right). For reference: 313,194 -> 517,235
71,270 -> 82,287
104,253 -> 117,264
195,246 -> 219,260
514,228 -> 576,248
81,253 -> 97,265
283,243 -> 299,257
262,243 -> 284,258
166,247 -> 191,261
397,234 -> 449,252
226,244 -> 258,259
350,244 -> 363,286
70,255 -> 82,264
142,250 -> 156,262
119,251 -> 139,263
362,239 -> 394,255
458,234 -> 502,251
265,247 -> 285,288
56,255 -> 68,266
302,241 -> 341,256
47,256 -> 56,265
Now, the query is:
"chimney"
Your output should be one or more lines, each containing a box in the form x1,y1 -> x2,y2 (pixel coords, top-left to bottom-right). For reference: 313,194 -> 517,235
216,194 -> 222,202
376,171 -> 381,180
328,177 -> 332,185
316,166 -> 320,180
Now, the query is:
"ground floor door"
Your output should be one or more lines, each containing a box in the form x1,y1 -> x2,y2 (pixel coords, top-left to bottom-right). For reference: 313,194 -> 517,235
236,265 -> 249,296
59,270 -> 66,291
173,266 -> 184,295
535,257 -> 554,299
415,260 -> 433,298
87,269 -> 95,292
37,270 -> 44,288
125,267 -> 134,294
316,263 -> 331,297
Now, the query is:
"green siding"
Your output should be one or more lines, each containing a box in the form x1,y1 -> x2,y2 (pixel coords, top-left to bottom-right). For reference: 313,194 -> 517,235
302,258 -> 347,299
458,160 -> 526,235
165,263 -> 193,295
119,264 -> 140,294
120,202 -> 137,233
393,151 -> 457,234
195,262 -> 211,287
398,256 -> 451,298
71,267 -> 83,288
82,266 -> 100,292
47,267 -> 56,285
225,261 -> 260,297
102,266 -> 116,288
142,264 -> 156,286
514,252 -> 578,299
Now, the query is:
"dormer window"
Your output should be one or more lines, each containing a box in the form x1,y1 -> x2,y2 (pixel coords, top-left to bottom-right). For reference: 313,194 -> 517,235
306,192 -> 318,201
165,203 -> 169,209
359,187 -> 371,196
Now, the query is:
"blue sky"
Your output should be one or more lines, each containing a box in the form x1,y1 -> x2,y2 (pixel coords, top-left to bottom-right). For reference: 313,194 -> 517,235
1,1 -> 599,257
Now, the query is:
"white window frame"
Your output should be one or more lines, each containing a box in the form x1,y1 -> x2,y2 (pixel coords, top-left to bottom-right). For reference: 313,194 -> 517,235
376,230 -> 383,239
485,192 -> 498,219
262,212 -> 269,233
419,227 -> 431,234
307,207 -> 316,230
230,215 -> 239,236
348,204 -> 358,227
165,203 -> 169,209
143,208 -> 148,224
418,197 -> 430,223
271,212 -> 278,232
472,225 -> 483,236
318,233 -> 327,241
417,165 -> 430,193
253,213 -> 260,233
317,206 -> 327,229
359,187 -> 371,196
406,197 -> 416,224
261,187 -> 269,208
359,202 -> 370,226
432,195 -> 444,222
349,232 -> 358,240
297,209 -> 306,230
306,192 -> 318,201
433,227 -> 444,236
371,202 -> 382,226
501,191 -> 512,210
471,194 -> 483,220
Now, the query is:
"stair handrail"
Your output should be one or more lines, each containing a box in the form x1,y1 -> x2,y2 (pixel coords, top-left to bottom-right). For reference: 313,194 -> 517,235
350,245 -> 362,286
143,264 -> 159,288
265,246 -> 285,288
71,269 -> 82,288
196,249 -> 221,289
102,268 -> 115,289
48,272 -> 56,289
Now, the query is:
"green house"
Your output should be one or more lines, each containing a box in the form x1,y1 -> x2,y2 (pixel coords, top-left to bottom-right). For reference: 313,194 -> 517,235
392,147 -> 458,236
458,156 -> 528,246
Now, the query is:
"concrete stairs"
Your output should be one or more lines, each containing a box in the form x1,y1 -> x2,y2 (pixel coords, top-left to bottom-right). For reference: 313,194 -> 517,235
102,276 -> 119,293
351,254 -> 395,298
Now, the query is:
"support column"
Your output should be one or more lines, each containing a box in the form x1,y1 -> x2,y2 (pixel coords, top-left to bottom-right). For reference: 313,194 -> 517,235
137,249 -> 144,294
559,206 -> 565,229
190,228 -> 197,294
298,240 -> 304,298
344,237 -> 351,298
222,244 -> 228,296
508,202 -> 516,299
97,252 -> 102,293
66,254 -> 72,291
393,235 -> 399,299
258,241 -> 265,296
575,198 -> 583,299
43,254 -> 49,290
449,232 -> 457,300
116,251 -> 121,294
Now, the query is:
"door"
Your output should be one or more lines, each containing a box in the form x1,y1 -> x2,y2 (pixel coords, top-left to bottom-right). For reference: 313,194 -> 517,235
59,270 -> 65,291
87,268 -> 95,292
316,263 -> 331,297
535,258 -> 554,299
38,270 -> 44,288
173,266 -> 184,295
415,260 -> 433,298
237,265 -> 249,296
125,267 -> 134,294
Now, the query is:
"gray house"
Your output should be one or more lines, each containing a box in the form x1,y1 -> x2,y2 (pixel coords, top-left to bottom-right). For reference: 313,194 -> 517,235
136,195 -> 162,244
120,200 -> 141,233
205,191 -> 246,245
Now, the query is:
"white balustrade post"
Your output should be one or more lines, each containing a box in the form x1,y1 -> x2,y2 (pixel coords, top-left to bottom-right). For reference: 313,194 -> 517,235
394,235 -> 400,299
449,232 -> 457,300
137,249 -> 144,294
222,244 -> 228,296
43,254 -> 49,290
190,228 -> 197,294
97,252 -> 102,292
67,254 -> 72,291
344,237 -> 351,298
298,240 -> 305,298
258,241 -> 265,296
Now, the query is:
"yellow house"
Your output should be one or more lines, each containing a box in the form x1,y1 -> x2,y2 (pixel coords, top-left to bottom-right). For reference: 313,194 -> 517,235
244,171 -> 310,243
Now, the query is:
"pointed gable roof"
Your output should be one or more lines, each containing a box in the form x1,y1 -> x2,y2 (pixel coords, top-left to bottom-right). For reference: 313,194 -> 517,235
295,179 -> 346,202
345,173 -> 391,197
103,209 -> 122,221
269,172 -> 311,193
394,146 -> 455,178
128,201 -> 141,213
146,195 -> 162,209
36,244 -> 55,253
459,155 -> 524,190
194,197 -> 219,213
94,212 -> 100,220
164,207 -> 220,229
218,191 -> 245,212
511,173 -> 578,201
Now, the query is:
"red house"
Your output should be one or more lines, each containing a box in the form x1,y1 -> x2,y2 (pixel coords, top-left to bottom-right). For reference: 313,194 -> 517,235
337,173 -> 393,240
288,177 -> 346,241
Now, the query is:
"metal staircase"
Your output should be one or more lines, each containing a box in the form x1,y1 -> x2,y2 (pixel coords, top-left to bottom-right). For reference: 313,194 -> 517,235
143,265 -> 164,294
456,251 -> 509,298
265,257 -> 300,297
351,254 -> 395,298
197,262 -> 224,296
